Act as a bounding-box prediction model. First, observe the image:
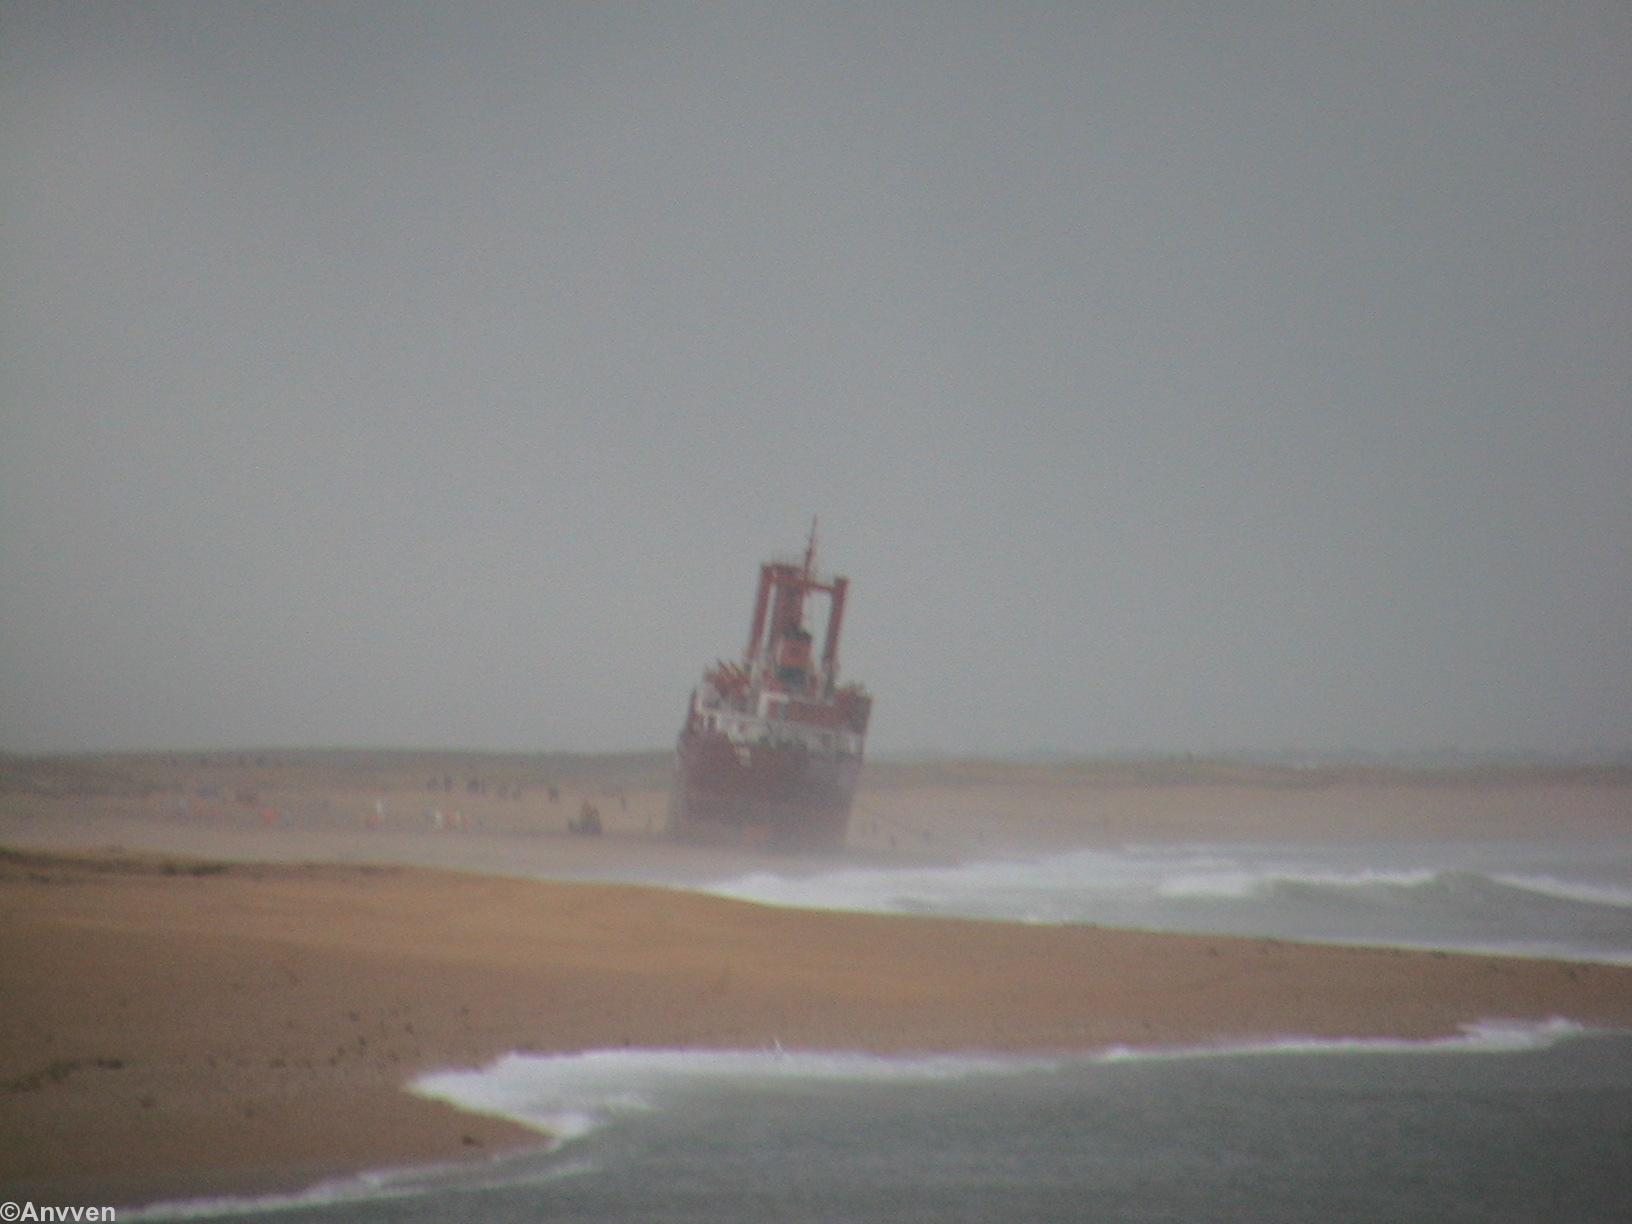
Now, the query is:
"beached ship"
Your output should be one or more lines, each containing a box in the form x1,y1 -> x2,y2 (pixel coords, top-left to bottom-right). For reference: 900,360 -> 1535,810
668,529 -> 871,852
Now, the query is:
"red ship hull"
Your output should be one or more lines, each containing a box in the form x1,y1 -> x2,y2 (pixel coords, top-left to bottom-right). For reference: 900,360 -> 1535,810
669,729 -> 861,852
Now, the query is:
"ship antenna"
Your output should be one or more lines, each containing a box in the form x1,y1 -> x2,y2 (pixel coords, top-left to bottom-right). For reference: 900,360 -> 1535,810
804,515 -> 818,576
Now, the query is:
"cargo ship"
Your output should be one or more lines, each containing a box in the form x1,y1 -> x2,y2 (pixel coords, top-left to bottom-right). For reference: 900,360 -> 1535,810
668,529 -> 872,852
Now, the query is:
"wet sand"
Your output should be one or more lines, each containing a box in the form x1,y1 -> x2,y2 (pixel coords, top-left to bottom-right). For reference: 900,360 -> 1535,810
4,843 -> 1632,1207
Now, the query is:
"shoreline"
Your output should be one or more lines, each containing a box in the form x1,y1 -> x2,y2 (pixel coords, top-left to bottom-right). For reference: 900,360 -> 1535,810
5,847 -> 1632,1208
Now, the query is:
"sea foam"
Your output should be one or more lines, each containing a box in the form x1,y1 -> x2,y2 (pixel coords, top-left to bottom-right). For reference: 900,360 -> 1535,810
123,1154 -> 595,1221
410,1020 -> 1604,1144
413,1047 -> 1049,1143
1092,1017 -> 1596,1064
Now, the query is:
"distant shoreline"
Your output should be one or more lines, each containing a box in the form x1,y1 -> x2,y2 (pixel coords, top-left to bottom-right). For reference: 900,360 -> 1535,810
4,748 -> 1630,867
5,745 -> 1629,774
2,748 -> 1629,876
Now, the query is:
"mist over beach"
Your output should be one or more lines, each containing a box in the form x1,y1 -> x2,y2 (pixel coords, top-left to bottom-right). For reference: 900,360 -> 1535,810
2,1 -> 1630,1218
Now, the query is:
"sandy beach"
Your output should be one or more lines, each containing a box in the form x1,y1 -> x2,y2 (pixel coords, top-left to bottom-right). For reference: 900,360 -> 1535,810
2,753 -> 1630,1207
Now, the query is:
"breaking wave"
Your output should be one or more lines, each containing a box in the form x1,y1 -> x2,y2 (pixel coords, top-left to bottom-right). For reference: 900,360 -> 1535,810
412,1047 -> 1048,1147
1093,1017 -> 1596,1063
702,842 -> 1632,963
408,1020 -> 1603,1148
124,1155 -> 596,1220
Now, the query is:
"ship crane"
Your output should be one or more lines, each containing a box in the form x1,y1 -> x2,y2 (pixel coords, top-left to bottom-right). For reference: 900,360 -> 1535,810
742,521 -> 849,700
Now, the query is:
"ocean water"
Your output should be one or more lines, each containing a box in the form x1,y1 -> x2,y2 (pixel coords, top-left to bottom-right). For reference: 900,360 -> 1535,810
132,836 -> 1632,1221
134,1027 -> 1632,1223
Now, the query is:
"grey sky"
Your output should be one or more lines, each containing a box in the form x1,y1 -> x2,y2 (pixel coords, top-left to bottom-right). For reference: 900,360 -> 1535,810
2,2 -> 1628,757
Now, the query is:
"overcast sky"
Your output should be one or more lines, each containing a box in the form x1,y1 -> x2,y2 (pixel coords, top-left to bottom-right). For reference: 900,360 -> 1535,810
2,2 -> 1628,757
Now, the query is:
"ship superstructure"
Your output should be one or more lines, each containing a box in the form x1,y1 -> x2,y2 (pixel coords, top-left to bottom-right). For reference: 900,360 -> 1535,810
668,529 -> 871,851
